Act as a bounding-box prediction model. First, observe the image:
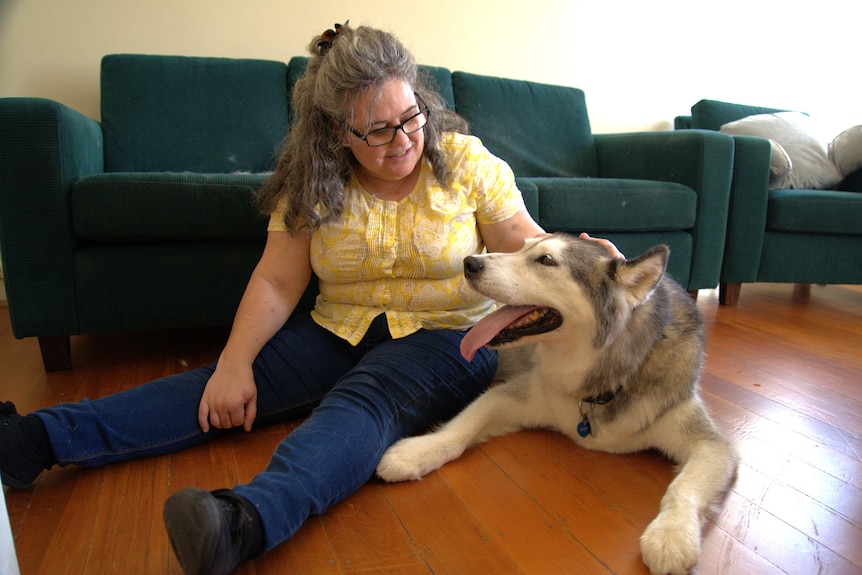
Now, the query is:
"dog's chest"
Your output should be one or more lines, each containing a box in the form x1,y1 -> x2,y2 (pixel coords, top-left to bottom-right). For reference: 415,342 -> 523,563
523,376 -> 587,433
525,379 -> 635,450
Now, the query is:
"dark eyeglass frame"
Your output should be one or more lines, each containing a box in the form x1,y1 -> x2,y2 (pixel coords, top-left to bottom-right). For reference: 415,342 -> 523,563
345,93 -> 430,147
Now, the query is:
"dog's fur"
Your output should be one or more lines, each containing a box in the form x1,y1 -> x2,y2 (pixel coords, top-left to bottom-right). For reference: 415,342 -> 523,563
377,234 -> 738,575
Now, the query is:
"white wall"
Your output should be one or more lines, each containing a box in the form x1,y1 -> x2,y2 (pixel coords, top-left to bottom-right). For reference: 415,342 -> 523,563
0,489 -> 20,575
0,0 -> 859,135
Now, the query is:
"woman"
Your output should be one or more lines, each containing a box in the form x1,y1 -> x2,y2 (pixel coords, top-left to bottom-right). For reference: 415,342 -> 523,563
0,22 -> 616,575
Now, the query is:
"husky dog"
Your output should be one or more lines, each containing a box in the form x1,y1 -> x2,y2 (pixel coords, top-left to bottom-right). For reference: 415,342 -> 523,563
377,234 -> 738,575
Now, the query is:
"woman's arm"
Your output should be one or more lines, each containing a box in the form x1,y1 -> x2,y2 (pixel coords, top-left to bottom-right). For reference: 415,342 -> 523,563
198,230 -> 312,432
477,208 -> 545,253
478,210 -> 624,258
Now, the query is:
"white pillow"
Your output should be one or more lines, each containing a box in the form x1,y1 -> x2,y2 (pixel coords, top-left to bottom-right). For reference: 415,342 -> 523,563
828,125 -> 862,177
720,112 -> 842,190
768,139 -> 792,187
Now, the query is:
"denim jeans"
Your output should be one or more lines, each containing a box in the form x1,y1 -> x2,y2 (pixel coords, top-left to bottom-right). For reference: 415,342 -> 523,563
33,313 -> 496,553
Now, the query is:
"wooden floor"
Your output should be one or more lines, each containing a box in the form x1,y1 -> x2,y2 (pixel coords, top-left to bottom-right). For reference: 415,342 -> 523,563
2,282 -> 861,574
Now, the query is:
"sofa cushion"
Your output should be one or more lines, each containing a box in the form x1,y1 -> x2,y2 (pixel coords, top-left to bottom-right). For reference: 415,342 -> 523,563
75,242 -> 263,332
421,65 -> 457,110
829,125 -> 862,178
524,178 -> 697,232
72,173 -> 269,241
101,54 -> 290,173
514,178 -> 539,220
767,189 -> 862,235
452,72 -> 597,178
691,99 -> 790,132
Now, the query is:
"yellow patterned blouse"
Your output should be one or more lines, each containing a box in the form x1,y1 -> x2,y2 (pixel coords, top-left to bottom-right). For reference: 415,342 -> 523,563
267,132 -> 525,344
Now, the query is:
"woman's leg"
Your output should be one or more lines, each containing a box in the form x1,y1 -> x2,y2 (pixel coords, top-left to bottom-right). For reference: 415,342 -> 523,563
30,314 -> 358,469
232,326 -> 497,553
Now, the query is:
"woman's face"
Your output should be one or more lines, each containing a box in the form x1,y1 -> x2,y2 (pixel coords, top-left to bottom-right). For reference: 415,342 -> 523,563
346,78 -> 425,188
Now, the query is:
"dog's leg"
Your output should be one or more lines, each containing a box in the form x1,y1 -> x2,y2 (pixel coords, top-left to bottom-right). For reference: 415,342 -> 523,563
377,384 -> 535,482
639,404 -> 738,575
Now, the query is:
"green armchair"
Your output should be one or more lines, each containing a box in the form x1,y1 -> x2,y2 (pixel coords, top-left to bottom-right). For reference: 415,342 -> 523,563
676,99 -> 862,305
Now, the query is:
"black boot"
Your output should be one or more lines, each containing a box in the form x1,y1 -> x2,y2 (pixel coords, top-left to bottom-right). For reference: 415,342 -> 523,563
0,401 -> 56,489
163,487 -> 265,575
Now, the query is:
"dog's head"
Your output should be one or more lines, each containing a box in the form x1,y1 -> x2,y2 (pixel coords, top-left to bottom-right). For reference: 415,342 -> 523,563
460,234 -> 669,361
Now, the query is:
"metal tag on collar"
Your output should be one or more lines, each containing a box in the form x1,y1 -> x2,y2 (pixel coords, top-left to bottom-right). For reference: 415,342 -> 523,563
577,401 -> 592,438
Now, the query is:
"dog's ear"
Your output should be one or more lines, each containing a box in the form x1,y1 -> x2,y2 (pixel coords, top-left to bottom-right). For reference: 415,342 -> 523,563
613,245 -> 669,307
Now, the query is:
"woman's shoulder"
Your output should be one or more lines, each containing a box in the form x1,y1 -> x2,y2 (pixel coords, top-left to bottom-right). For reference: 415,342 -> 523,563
440,131 -> 481,150
439,132 -> 496,164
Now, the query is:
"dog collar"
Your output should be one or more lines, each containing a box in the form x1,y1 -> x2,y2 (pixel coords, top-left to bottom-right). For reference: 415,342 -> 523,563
581,389 -> 618,405
577,387 -> 622,437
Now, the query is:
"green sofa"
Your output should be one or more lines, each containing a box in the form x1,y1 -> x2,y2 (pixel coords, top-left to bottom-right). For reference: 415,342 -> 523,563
0,54 -> 733,371
676,99 -> 862,305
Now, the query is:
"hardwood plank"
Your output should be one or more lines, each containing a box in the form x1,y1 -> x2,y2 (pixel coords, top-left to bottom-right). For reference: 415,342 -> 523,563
704,373 -> 861,463
12,468 -> 104,574
254,516 -> 341,575
85,456 -> 172,575
319,483 -> 430,574
437,444 -> 612,574
698,525 -> 787,575
779,457 -> 862,526
717,491 -> 860,575
523,429 -> 675,524
703,382 -> 862,492
381,470 -> 523,574
704,322 -> 862,404
479,431 -> 654,574
734,462 -> 862,563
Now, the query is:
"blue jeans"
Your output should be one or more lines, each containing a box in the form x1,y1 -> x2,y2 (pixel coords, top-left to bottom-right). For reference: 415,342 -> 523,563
33,313 -> 496,553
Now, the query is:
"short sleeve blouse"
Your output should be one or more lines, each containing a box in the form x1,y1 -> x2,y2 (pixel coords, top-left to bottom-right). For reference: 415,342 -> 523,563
268,132 -> 525,344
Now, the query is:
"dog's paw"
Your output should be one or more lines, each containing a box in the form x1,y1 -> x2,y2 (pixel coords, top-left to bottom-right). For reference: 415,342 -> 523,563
640,510 -> 701,575
376,435 -> 463,482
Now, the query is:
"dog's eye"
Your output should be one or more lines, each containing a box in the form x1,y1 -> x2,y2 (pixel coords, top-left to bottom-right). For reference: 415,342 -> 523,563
537,254 -> 557,266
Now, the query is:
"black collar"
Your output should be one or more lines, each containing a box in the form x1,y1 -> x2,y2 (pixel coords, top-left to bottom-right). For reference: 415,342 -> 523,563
582,387 -> 621,405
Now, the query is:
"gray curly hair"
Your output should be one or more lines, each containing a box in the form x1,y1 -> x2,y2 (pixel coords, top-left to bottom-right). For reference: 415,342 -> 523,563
257,22 -> 469,233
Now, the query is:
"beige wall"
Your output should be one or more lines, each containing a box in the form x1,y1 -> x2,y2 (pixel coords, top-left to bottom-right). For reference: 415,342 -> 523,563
0,0 -> 858,135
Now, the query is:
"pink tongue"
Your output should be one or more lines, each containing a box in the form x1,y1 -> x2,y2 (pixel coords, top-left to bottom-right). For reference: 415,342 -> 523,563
461,305 -> 538,361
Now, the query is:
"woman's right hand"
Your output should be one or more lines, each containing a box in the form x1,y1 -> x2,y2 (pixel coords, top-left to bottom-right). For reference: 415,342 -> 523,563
198,361 -> 258,433
195,229 -> 312,434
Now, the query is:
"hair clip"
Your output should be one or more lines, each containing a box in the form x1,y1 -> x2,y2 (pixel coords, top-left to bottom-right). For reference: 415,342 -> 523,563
316,20 -> 349,54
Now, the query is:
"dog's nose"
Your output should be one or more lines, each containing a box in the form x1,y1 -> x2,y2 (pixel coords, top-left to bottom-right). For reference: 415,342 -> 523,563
463,256 -> 484,277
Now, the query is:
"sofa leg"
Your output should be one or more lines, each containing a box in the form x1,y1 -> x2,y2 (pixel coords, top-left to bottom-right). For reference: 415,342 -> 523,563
38,335 -> 72,372
719,282 -> 741,306
687,289 -> 698,301
792,283 -> 811,300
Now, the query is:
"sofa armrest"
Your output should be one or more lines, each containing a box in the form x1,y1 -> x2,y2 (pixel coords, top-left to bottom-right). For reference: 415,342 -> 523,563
593,130 -> 734,289
719,135 -> 772,283
674,115 -> 692,130
0,98 -> 104,338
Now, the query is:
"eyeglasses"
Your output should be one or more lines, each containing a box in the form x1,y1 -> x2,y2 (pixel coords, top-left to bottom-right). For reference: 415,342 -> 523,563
346,94 -> 430,147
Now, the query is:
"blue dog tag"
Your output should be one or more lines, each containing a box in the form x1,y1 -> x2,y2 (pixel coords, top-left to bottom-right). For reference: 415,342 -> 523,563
577,416 -> 591,438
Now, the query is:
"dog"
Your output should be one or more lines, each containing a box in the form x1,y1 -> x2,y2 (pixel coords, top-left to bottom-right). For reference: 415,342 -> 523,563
376,234 -> 739,575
